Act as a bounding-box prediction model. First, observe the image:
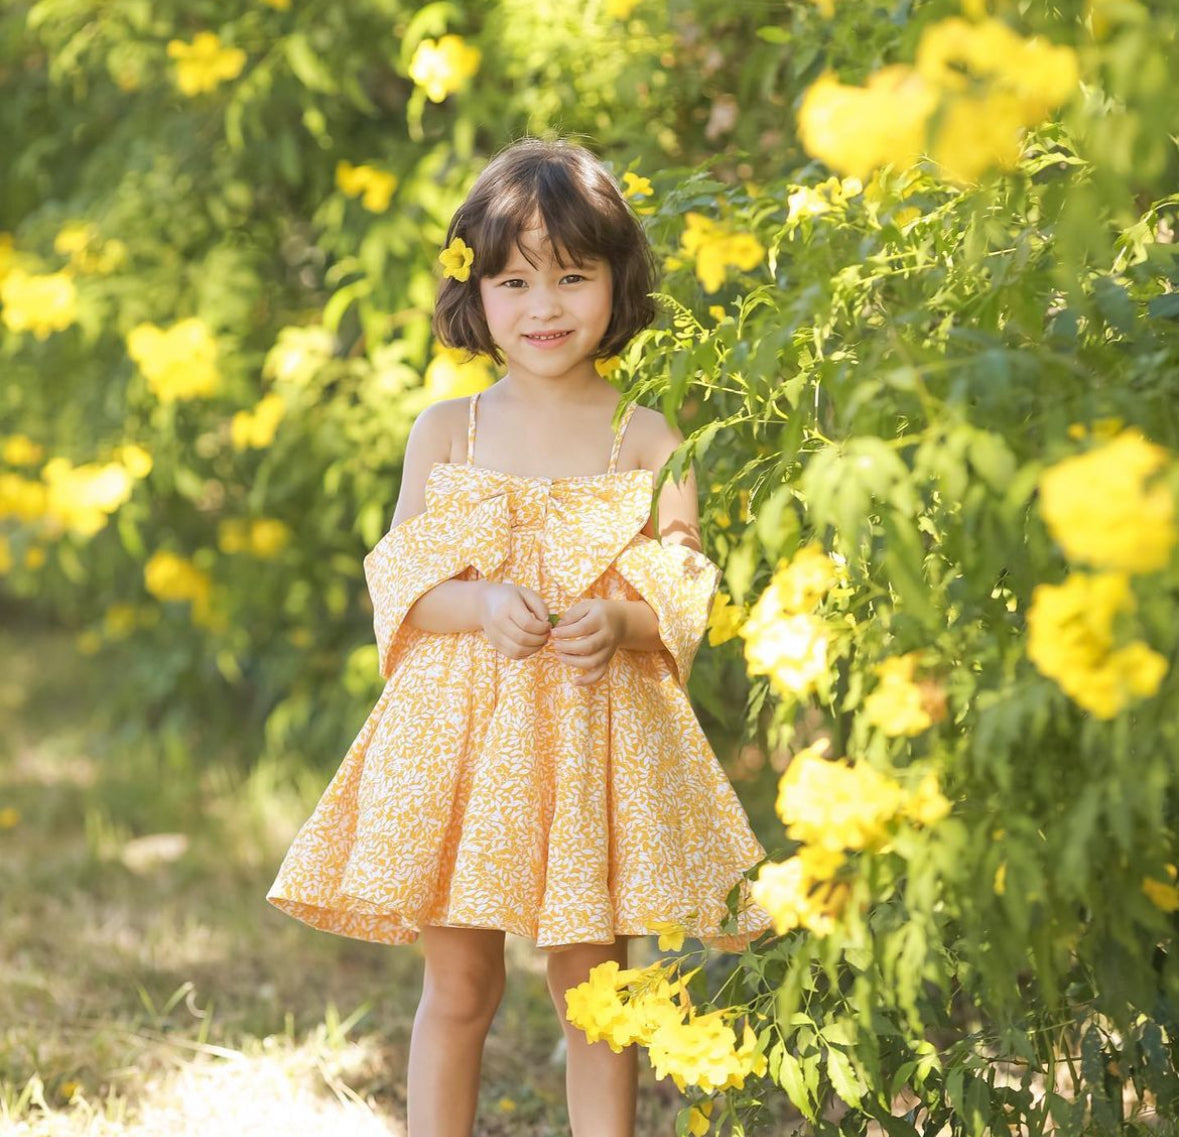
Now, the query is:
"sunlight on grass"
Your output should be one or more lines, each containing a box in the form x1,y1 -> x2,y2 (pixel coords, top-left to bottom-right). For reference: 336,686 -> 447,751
3,1027 -> 401,1136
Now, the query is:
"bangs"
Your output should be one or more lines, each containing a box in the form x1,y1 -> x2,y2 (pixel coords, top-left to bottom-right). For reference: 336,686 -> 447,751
472,164 -> 615,278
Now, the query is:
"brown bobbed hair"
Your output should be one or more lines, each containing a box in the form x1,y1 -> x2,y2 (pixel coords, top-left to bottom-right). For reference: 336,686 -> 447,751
432,136 -> 659,365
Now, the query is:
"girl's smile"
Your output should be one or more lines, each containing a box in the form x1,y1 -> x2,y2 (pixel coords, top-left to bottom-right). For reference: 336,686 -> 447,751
478,223 -> 613,382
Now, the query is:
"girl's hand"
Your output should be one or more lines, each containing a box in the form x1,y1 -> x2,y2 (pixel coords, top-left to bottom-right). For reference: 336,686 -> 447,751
549,599 -> 625,686
477,582 -> 551,659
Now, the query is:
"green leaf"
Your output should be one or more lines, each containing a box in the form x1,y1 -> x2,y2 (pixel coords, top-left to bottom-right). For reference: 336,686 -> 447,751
826,1047 -> 864,1108
778,1049 -> 816,1119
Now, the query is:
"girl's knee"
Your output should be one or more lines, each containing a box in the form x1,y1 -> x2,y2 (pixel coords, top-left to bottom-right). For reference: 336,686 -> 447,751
419,924 -> 506,1022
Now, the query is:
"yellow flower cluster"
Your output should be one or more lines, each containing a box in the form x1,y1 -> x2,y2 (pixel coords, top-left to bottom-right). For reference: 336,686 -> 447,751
218,517 -> 291,558
752,740 -> 950,937
1039,429 -> 1175,575
336,161 -> 398,213
1027,571 -> 1167,719
1028,429 -> 1174,718
797,16 -> 1079,184
863,652 -> 937,737
785,176 -> 863,227
564,959 -> 766,1093
144,550 -> 223,628
127,318 -> 221,402
408,35 -> 481,103
40,456 -> 138,538
679,212 -> 765,294
231,392 -> 286,450
1,269 -> 77,338
166,32 -> 246,97
740,543 -> 839,699
55,222 -> 127,275
0,472 -> 48,523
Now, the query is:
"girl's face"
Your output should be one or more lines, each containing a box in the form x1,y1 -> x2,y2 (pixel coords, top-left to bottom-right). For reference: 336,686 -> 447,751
478,223 -> 613,382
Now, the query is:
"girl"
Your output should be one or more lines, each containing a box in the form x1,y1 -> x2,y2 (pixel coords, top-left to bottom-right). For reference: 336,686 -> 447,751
267,137 -> 773,1137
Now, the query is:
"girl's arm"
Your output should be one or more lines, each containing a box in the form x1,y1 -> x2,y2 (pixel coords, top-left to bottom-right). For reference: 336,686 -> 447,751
612,414 -> 708,654
387,398 -> 493,634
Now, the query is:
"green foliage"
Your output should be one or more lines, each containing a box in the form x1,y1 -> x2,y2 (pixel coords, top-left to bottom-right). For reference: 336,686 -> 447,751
4,0 -> 1179,1132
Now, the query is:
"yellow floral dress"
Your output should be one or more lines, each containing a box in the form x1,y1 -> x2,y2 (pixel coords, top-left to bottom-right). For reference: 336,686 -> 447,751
267,391 -> 774,953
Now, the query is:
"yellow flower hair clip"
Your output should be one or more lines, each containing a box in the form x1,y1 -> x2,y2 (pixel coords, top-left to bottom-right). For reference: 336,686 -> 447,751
439,236 -> 474,282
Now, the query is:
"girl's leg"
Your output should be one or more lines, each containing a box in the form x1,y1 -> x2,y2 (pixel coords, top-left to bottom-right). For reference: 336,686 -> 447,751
408,924 -> 506,1137
546,936 -> 638,1137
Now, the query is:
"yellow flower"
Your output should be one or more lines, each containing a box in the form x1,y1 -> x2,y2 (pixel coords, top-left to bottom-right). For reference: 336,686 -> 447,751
594,355 -> 621,377
1027,571 -> 1168,718
166,32 -> 246,97
647,919 -> 686,952
1143,865 -> 1179,913
408,35 -> 481,103
261,0 -> 291,8
41,458 -> 136,537
767,542 -> 839,614
776,741 -> 904,853
423,344 -> 495,397
115,443 -> 153,479
993,862 -> 1007,895
741,611 -> 828,699
231,392 -> 286,450
2,434 -> 45,466
863,652 -> 934,737
679,213 -> 764,294
606,0 -> 641,17
751,848 -> 848,937
905,771 -> 952,826
0,806 -> 20,828
336,161 -> 398,212
1039,429 -> 1175,575
707,591 -> 744,646
621,171 -> 653,198
127,317 -> 220,402
1,269 -> 77,338
797,65 -> 937,181
439,236 -> 475,282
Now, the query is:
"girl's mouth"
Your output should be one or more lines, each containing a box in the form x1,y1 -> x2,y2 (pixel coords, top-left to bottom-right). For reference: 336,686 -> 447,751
523,330 -> 572,347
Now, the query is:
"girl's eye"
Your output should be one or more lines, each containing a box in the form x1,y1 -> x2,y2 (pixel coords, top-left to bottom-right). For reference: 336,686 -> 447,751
500,274 -> 587,288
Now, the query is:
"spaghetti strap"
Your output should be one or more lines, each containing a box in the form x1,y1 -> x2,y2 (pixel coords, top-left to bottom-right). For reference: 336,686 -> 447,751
607,401 -> 637,475
466,392 -> 479,464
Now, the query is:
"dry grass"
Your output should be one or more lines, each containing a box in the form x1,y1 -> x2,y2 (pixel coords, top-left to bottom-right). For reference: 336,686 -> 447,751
0,617 -> 793,1136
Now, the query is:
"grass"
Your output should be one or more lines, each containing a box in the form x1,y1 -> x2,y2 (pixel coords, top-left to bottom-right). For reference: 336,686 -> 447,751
0,614 -> 796,1136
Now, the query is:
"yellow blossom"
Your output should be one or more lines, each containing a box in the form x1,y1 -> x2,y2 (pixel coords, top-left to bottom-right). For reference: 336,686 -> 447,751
423,344 -> 495,398
1027,571 -> 1168,718
0,807 -> 20,828
647,919 -> 686,952
127,318 -> 221,401
863,652 -> 934,736
606,0 -> 641,17
905,771 -> 952,826
768,542 -> 839,614
1039,429 -> 1175,575
707,591 -> 744,646
115,443 -> 153,479
438,236 -> 475,282
231,392 -> 286,450
751,848 -> 848,937
741,610 -> 828,699
1143,865 -> 1179,913
621,171 -> 653,198
679,213 -> 764,294
3,434 -> 45,466
261,0 -> 291,8
166,32 -> 246,97
776,741 -> 904,852
336,161 -> 398,212
408,35 -> 481,103
594,355 -> 620,377
41,458 -> 135,537
1,270 -> 78,338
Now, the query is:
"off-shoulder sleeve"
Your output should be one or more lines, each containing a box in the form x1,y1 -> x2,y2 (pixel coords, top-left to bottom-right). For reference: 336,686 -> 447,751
362,495 -> 511,681
612,536 -> 722,690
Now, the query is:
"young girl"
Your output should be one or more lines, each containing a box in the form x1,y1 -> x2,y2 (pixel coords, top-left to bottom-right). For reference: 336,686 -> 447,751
267,137 -> 773,1136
